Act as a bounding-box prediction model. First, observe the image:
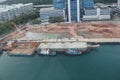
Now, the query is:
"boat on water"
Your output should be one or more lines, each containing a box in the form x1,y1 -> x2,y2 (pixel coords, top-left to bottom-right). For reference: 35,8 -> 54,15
88,44 -> 100,48
37,49 -> 56,56
64,49 -> 82,56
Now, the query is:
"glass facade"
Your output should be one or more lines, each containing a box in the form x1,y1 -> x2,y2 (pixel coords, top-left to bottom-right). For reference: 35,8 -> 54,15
84,9 -> 97,16
83,0 -> 94,8
53,0 -> 65,9
72,0 -> 94,21
53,0 -> 94,22
70,0 -> 77,21
54,0 -> 94,9
100,9 -> 110,15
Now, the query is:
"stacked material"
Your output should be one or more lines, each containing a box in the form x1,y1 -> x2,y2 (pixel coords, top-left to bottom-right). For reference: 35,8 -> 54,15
8,48 -> 36,56
26,32 -> 44,40
38,42 -> 88,50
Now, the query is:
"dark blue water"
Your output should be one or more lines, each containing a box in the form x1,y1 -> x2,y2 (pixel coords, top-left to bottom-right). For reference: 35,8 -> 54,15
0,44 -> 120,80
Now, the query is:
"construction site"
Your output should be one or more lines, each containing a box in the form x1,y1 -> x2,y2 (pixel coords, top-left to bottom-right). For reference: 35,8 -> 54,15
0,22 -> 120,56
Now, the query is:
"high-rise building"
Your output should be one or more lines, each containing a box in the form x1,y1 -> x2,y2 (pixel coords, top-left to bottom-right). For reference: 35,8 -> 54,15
53,0 -> 111,22
53,0 -> 94,22
66,0 -> 94,22
67,0 -> 81,22
53,0 -> 65,9
83,0 -> 94,8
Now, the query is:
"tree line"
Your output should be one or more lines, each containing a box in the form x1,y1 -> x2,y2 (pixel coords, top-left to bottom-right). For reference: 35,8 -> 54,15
49,16 -> 64,23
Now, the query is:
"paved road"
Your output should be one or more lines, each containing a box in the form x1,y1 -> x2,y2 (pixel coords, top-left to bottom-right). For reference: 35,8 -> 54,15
17,38 -> 120,43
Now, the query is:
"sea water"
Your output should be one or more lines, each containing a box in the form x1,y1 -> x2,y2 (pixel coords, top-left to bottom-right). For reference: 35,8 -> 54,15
0,44 -> 120,80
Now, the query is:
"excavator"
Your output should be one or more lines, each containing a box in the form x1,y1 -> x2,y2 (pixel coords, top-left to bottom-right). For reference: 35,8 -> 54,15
11,22 -> 40,48
11,22 -> 21,32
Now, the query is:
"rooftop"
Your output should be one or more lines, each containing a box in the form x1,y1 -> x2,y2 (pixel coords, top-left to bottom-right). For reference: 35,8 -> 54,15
40,7 -> 56,11
0,3 -> 33,12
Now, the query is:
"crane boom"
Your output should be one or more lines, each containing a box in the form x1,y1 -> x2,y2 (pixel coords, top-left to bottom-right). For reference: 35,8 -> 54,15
11,22 -> 20,32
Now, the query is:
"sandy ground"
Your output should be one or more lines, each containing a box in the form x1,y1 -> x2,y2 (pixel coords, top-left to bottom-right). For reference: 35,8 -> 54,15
2,22 -> 120,42
26,22 -> 120,39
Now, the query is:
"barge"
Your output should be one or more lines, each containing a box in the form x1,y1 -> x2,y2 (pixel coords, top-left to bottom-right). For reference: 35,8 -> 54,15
5,41 -> 39,56
8,48 -> 36,56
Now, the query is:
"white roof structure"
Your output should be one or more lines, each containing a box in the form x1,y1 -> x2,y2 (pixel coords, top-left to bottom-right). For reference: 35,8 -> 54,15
0,3 -> 33,11
40,7 -> 64,22
40,7 -> 54,11
0,3 -> 33,22
0,0 -> 6,3
38,42 -> 88,49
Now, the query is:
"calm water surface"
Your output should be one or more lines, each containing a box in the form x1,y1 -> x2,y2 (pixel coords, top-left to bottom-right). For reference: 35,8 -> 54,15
0,44 -> 120,80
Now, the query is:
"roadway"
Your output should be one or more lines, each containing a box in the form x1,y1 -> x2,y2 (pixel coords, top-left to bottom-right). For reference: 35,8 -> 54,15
33,5 -> 53,8
16,38 -> 120,43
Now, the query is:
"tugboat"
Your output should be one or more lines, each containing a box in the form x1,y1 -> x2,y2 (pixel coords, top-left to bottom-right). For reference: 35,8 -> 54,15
37,49 -> 56,56
65,49 -> 82,56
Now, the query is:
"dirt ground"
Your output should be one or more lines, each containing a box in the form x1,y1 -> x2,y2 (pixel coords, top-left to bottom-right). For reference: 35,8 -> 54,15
27,22 -> 120,38
2,22 -> 120,42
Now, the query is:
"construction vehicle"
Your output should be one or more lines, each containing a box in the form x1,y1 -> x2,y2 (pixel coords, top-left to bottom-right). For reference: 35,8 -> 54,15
11,22 -> 21,32
30,42 -> 39,47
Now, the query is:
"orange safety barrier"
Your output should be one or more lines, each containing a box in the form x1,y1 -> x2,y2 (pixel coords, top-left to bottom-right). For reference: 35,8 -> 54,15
30,42 -> 39,47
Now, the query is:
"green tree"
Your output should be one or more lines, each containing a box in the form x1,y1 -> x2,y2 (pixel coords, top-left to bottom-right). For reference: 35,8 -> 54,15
0,10 -> 40,36
31,19 -> 41,24
49,16 -> 64,23
0,21 -> 13,35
